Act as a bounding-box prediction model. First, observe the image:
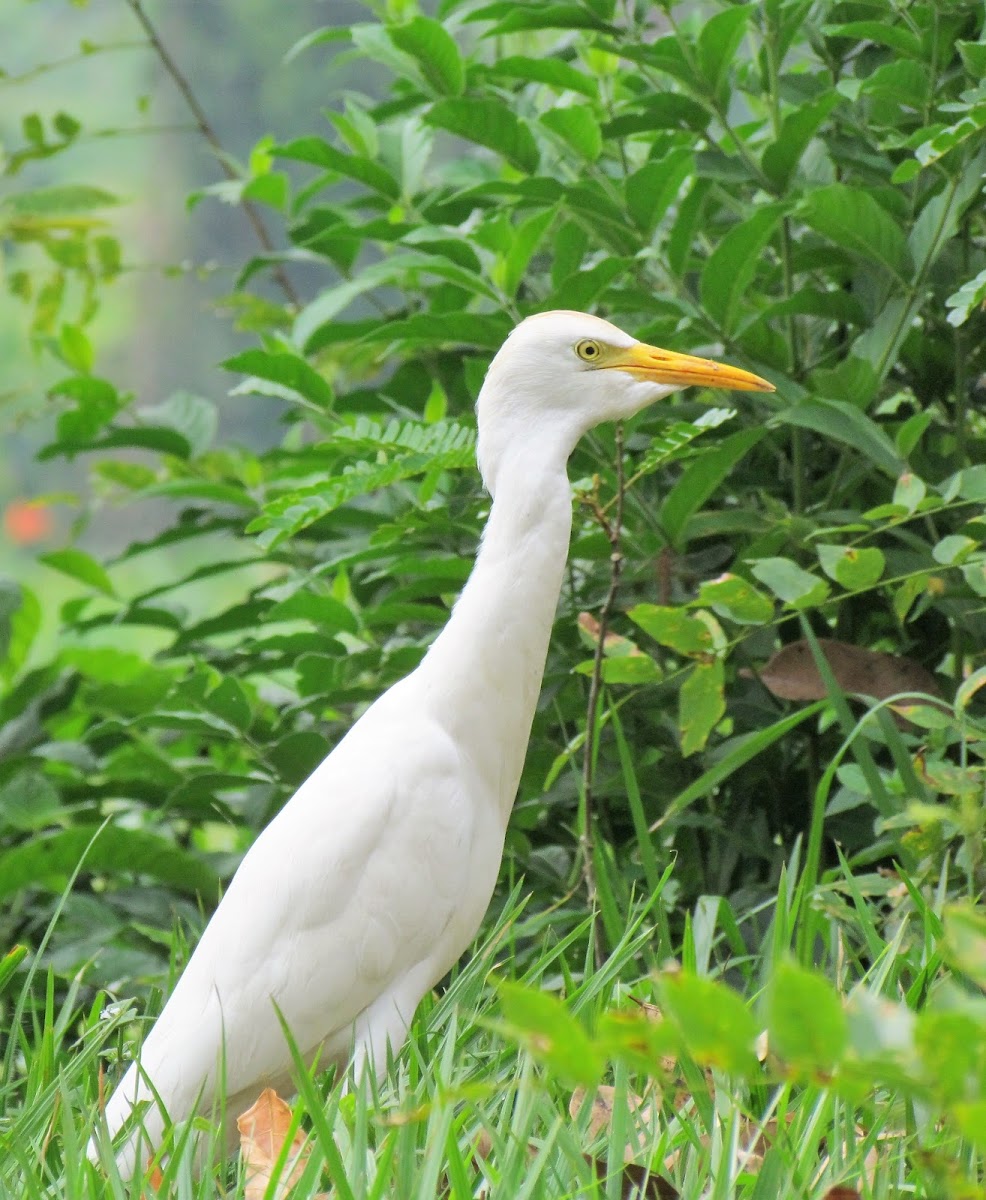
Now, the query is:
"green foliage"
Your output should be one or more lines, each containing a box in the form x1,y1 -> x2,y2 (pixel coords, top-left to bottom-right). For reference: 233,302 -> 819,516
3,0 -> 986,1193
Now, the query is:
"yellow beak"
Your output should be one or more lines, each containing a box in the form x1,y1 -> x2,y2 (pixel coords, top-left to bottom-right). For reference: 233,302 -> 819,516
604,343 -> 774,392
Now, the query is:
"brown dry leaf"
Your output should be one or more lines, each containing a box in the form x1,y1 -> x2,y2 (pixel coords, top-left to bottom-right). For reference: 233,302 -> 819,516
664,1114 -> 791,1177
141,1160 -> 164,1199
570,1085 -> 662,1161
753,638 -> 942,727
590,1158 -> 680,1199
238,1088 -> 312,1200
822,1187 -> 861,1200
571,1086 -> 679,1199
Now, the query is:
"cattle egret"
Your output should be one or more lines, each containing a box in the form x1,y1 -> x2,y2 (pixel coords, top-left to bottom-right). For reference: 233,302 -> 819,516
91,310 -> 772,1176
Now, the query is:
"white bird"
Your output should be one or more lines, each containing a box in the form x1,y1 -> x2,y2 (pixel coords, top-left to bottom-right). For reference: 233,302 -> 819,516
91,310 -> 772,1176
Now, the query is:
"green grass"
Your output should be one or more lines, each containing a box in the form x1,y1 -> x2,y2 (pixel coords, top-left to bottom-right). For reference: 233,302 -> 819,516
3,870 -> 985,1199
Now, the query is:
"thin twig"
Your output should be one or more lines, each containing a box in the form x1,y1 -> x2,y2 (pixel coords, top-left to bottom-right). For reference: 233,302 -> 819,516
580,425 -> 626,968
123,0 -> 300,308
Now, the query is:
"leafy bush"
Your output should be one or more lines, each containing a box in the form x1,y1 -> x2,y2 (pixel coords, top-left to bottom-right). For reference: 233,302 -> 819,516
2,0 -> 986,1192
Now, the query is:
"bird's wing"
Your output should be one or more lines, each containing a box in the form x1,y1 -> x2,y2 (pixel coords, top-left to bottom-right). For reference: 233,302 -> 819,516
105,699 -> 490,1135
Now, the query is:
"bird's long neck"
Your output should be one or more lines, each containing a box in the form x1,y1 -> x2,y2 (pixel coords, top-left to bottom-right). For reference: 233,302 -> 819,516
413,438 -> 574,826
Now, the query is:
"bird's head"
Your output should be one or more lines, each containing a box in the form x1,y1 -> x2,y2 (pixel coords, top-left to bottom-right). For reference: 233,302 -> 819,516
476,310 -> 773,494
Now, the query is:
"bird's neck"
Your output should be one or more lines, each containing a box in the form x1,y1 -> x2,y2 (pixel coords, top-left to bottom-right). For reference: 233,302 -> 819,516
414,439 -> 574,826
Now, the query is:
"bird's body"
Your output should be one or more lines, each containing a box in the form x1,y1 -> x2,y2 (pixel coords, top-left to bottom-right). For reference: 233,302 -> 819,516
93,312 -> 771,1176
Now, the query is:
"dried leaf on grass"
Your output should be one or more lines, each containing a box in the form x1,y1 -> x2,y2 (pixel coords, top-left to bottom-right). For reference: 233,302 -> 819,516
590,1157 -> 680,1199
570,1084 -> 660,1160
570,1086 -> 678,1199
822,1187 -> 861,1200
141,1161 -> 164,1199
663,1116 -> 788,1176
752,638 -> 942,726
238,1088 -> 318,1200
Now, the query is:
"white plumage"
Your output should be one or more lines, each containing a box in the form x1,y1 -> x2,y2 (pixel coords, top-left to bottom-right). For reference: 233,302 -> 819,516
90,311 -> 771,1176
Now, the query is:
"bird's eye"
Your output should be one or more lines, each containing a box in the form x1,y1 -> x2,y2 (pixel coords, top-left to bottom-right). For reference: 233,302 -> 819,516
576,339 -> 602,363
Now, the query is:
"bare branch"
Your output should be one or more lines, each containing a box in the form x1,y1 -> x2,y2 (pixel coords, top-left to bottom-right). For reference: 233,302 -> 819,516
124,0 -> 300,308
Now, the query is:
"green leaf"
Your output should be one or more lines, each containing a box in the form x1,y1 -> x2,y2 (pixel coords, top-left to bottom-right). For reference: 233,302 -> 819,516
605,94 -> 709,138
932,534 -> 976,566
823,20 -> 922,57
0,770 -> 60,832
800,184 -> 909,276
275,137 -> 400,199
139,392 -> 218,458
3,184 -> 119,214
203,678 -> 252,733
909,151 -> 986,270
660,427 -> 764,546
627,605 -> 713,655
40,548 -> 116,597
696,574 -> 774,625
0,825 -> 220,903
539,106 -> 602,161
470,2 -> 613,35
774,399 -> 902,477
502,208 -> 556,299
224,348 -> 334,410
679,657 -> 725,757
954,1102 -> 986,1153
0,945 -> 29,996
893,471 -> 926,512
389,16 -> 464,96
631,410 -> 735,483
816,544 -> 885,591
268,730 -> 331,785
498,981 -> 604,1088
426,98 -> 539,173
658,971 -> 758,1073
943,903 -> 986,988
750,558 -> 830,608
483,55 -> 597,98
697,4 -> 753,98
700,205 -> 784,330
64,647 -> 174,716
599,655 -> 663,685
59,323 -> 94,373
267,591 -> 359,634
913,107 -> 986,170
767,960 -> 848,1073
625,149 -> 693,235
762,93 -> 840,189
294,253 -> 499,353
946,267 -> 986,328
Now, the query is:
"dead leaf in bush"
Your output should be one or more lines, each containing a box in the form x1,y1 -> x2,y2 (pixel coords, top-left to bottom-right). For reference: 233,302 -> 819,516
238,1088 -> 311,1199
578,612 -> 645,655
752,638 -> 942,726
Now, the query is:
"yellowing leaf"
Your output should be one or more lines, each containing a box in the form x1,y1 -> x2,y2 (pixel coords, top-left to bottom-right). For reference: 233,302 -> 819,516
238,1088 -> 311,1200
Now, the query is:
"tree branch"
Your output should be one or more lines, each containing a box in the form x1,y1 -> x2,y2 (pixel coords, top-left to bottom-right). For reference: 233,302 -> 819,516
124,0 -> 300,308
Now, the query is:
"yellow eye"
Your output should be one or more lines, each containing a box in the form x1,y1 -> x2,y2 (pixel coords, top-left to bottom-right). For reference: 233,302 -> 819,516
576,339 -> 603,363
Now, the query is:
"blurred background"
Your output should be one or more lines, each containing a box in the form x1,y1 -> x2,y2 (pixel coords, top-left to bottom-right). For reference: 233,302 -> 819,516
0,0 -> 385,665
0,0 -> 370,554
